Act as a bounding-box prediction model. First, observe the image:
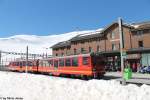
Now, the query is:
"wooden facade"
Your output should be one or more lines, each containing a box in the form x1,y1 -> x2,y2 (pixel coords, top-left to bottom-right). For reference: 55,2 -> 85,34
51,21 -> 150,71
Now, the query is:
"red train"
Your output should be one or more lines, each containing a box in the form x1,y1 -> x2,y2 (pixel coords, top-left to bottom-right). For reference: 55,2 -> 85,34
8,53 -> 106,79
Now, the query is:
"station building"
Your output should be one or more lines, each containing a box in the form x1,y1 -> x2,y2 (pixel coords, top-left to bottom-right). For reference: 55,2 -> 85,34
51,20 -> 150,71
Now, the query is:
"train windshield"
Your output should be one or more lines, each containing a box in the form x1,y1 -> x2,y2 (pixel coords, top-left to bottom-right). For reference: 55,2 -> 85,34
92,55 -> 105,67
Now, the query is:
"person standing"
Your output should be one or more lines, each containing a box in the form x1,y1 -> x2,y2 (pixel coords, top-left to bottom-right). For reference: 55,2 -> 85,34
137,62 -> 141,73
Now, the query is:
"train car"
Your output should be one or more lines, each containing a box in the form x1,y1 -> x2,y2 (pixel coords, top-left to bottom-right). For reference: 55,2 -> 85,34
37,53 -> 106,78
8,60 -> 36,72
8,53 -> 106,79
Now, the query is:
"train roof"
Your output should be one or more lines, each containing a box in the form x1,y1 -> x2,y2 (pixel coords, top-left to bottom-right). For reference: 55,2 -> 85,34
9,59 -> 37,62
41,53 -> 92,60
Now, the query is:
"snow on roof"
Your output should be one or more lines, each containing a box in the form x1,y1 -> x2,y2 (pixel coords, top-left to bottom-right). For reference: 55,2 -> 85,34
131,21 -> 150,29
77,28 -> 103,37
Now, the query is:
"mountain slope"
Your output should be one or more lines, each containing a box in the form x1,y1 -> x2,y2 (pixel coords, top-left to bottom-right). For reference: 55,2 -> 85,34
0,30 -> 94,54
0,29 -> 104,63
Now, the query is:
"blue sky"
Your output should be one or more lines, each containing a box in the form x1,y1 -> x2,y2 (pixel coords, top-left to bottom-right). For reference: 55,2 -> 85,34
0,0 -> 150,37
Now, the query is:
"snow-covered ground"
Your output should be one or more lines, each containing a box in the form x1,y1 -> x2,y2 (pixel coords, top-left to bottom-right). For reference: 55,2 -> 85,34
0,71 -> 150,100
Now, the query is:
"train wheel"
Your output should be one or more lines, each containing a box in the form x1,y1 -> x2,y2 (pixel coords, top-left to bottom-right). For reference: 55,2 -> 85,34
87,76 -> 92,80
70,74 -> 75,79
81,75 -> 88,80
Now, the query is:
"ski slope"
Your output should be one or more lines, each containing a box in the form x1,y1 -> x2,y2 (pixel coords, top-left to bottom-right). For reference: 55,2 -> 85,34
0,71 -> 150,100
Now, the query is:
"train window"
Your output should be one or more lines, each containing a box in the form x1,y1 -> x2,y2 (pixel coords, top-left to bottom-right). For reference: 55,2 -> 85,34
43,60 -> 48,67
28,61 -> 32,66
65,58 -> 71,66
93,57 -> 105,66
72,57 -> 78,67
97,59 -> 105,65
83,57 -> 89,65
13,62 -> 15,66
16,62 -> 19,66
45,61 -> 49,67
48,60 -> 53,67
42,61 -> 46,67
32,61 -> 36,66
23,61 -> 26,66
54,60 -> 58,68
39,61 -> 43,66
14,62 -> 16,66
59,59 -> 64,67
19,62 -> 21,66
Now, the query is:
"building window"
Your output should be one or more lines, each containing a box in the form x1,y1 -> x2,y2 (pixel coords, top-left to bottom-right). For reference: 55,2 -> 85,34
67,47 -> 70,50
137,31 -> 143,36
97,45 -> 100,52
56,53 -> 58,56
89,47 -> 92,52
55,48 -> 59,51
81,48 -> 85,54
74,42 -> 77,45
112,44 -> 116,50
111,32 -> 115,39
61,53 -> 64,56
138,41 -> 143,48
74,48 -> 77,55
81,41 -> 84,44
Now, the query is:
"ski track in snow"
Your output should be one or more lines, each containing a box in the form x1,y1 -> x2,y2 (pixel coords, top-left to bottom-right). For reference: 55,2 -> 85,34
0,71 -> 150,100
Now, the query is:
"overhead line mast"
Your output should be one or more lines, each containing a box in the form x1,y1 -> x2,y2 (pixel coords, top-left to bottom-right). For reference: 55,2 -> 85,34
118,17 -> 126,85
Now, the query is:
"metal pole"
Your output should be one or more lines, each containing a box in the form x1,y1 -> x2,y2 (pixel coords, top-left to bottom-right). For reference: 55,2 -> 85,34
118,17 -> 126,85
26,46 -> 28,73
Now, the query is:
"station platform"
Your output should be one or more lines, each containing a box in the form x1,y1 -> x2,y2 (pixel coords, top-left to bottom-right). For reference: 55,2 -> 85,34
104,72 -> 150,85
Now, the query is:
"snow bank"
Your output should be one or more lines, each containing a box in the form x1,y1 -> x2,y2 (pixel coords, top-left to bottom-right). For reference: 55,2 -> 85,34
0,71 -> 150,100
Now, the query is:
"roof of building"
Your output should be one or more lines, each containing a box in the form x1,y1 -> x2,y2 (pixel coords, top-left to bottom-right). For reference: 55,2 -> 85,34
131,21 -> 150,31
132,21 -> 150,26
101,21 -> 134,34
51,22 -> 133,49
51,20 -> 150,49
50,41 -> 70,49
70,30 -> 104,42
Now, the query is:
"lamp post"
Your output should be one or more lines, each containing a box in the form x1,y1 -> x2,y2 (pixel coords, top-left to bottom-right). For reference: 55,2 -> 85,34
118,17 -> 126,85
